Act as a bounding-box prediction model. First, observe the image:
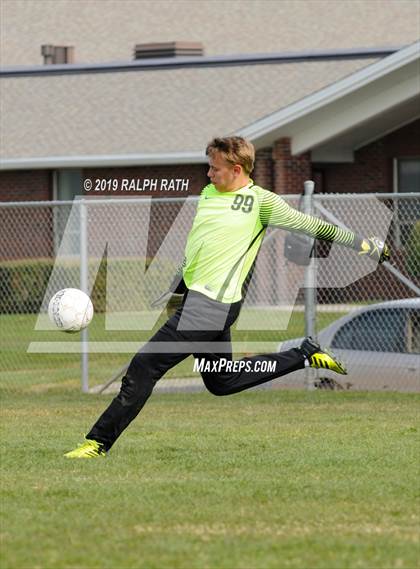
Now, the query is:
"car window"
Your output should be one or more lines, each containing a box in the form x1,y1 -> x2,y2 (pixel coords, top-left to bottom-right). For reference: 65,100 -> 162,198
331,308 -> 408,353
407,309 -> 420,354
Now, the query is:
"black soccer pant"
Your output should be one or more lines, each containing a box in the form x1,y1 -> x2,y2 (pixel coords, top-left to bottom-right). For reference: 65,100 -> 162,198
87,290 -> 305,450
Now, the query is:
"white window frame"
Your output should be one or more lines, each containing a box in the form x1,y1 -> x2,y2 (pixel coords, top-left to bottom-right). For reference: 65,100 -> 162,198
393,157 -> 420,248
52,169 -> 83,256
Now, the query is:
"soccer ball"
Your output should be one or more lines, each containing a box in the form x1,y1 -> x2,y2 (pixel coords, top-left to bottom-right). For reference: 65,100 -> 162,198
48,288 -> 94,333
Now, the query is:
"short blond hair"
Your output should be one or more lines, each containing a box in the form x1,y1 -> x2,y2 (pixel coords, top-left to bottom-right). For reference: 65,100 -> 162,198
206,136 -> 255,175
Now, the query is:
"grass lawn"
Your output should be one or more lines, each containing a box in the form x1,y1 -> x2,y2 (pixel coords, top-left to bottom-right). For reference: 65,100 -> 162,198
1,389 -> 419,569
1,310 -> 344,392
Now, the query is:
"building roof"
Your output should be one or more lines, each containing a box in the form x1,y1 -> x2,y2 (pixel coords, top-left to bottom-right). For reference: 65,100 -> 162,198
1,40 -> 419,169
1,0 -> 419,66
239,41 -> 420,160
0,56 -> 382,166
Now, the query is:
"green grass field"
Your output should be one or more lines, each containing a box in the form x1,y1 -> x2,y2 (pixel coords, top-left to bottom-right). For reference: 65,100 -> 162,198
1,310 -> 343,392
2,309 -> 419,568
1,389 -> 419,569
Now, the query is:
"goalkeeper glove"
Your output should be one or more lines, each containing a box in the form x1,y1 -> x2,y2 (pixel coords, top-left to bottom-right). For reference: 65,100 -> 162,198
166,293 -> 184,318
358,236 -> 390,264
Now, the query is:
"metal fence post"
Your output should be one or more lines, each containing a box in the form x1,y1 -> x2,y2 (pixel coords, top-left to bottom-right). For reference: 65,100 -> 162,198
303,180 -> 317,390
79,199 -> 89,393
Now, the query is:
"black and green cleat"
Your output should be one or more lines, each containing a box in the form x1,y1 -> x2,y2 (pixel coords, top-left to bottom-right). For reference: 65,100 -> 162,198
299,337 -> 347,375
64,438 -> 107,458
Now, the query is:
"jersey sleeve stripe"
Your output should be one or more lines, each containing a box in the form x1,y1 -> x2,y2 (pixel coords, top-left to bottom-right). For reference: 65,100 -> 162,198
257,189 -> 355,248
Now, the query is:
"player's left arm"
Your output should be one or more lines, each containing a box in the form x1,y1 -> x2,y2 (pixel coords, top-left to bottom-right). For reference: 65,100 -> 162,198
258,189 -> 390,264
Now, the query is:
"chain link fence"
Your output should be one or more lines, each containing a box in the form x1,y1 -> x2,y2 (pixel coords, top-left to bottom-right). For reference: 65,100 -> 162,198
0,192 -> 419,394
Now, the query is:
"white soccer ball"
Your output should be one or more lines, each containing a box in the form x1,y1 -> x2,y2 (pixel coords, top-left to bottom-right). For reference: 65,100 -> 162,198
48,288 -> 94,333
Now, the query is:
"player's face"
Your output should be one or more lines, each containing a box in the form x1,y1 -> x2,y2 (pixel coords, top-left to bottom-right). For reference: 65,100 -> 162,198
207,152 -> 237,192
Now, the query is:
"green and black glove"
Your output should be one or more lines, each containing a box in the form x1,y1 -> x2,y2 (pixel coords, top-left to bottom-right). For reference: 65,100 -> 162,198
357,236 -> 390,264
166,293 -> 184,318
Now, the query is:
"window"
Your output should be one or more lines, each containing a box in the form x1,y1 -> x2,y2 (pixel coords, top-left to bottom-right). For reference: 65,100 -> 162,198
398,159 -> 420,193
331,308 -> 408,353
393,158 -> 420,248
407,309 -> 420,354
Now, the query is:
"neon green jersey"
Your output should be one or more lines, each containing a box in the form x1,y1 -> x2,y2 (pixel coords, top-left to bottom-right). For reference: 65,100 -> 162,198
182,181 -> 358,303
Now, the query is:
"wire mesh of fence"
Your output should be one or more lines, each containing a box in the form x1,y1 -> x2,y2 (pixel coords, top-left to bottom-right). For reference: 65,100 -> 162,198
0,192 -> 419,394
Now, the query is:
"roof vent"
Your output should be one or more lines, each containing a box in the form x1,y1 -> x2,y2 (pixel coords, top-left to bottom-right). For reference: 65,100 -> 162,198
41,45 -> 75,65
134,41 -> 204,59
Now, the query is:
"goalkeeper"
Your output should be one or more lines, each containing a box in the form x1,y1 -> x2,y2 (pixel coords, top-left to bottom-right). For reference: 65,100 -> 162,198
66,136 -> 390,458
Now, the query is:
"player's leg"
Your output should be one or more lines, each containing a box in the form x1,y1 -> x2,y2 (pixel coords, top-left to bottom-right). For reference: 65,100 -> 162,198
65,291 -> 239,457
65,312 -> 191,456
197,344 -> 304,396
197,337 -> 346,396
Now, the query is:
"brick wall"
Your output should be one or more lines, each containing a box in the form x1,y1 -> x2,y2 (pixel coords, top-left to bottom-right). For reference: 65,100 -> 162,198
272,138 -> 312,194
0,170 -> 52,202
0,170 -> 53,259
253,148 -> 273,189
318,119 -> 420,194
